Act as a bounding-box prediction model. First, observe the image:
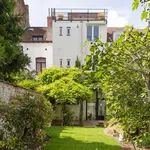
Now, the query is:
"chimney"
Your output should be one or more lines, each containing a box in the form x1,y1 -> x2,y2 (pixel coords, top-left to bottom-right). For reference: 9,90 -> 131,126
25,5 -> 30,27
47,16 -> 53,27
47,16 -> 53,41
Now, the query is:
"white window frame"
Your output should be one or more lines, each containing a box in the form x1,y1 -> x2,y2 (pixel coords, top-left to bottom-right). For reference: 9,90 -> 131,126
87,25 -> 100,41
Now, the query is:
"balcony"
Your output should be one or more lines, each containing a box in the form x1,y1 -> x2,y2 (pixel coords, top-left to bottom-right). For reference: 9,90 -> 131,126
50,8 -> 108,23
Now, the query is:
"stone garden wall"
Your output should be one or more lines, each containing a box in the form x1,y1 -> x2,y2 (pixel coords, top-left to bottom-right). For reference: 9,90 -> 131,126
0,80 -> 36,102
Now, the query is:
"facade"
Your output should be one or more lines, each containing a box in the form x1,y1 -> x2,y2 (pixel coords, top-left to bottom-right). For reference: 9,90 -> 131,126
21,27 -> 53,72
19,7 -> 126,121
49,8 -> 108,68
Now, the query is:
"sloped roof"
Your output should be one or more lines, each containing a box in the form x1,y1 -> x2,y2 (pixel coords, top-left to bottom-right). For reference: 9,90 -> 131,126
107,27 -> 124,42
107,27 -> 125,34
21,27 -> 52,43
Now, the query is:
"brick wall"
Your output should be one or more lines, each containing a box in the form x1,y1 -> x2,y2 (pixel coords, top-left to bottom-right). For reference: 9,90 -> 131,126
13,0 -> 30,28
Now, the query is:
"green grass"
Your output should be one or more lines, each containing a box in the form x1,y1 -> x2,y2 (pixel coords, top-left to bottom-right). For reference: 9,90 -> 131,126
44,126 -> 121,150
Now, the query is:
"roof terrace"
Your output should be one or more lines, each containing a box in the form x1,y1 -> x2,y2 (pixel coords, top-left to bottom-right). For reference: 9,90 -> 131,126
49,8 -> 108,23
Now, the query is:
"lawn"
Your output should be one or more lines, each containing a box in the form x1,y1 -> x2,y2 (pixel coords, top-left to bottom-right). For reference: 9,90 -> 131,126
44,127 -> 122,150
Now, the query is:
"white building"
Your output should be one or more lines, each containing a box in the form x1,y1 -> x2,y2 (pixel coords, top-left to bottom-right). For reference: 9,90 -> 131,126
21,27 -> 53,72
21,8 -> 125,73
48,8 -> 108,68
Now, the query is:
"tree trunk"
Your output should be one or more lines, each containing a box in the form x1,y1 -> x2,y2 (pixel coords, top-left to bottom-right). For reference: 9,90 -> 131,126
79,101 -> 83,126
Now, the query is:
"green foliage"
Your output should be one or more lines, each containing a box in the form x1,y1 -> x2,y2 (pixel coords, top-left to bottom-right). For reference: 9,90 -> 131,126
132,0 -> 139,10
13,70 -> 37,83
85,27 -> 150,144
138,133 -> 150,147
37,67 -> 92,85
0,93 -> 55,149
0,0 -> 30,81
61,104 -> 74,126
37,77 -> 92,104
132,0 -> 150,20
75,56 -> 81,68
37,67 -> 93,126
18,80 -> 40,90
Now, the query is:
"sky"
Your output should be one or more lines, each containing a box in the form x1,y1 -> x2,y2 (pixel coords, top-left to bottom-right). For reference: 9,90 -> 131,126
24,0 -> 147,28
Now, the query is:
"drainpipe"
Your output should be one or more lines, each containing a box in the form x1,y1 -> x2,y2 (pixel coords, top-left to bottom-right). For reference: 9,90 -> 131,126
80,21 -> 83,65
86,100 -> 88,120
95,89 -> 99,120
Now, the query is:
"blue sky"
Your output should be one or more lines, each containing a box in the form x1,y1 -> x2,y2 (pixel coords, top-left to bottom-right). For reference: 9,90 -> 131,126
24,0 -> 147,28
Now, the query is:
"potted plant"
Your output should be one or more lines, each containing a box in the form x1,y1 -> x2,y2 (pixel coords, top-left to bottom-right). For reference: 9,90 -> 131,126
58,14 -> 64,20
97,13 -> 105,20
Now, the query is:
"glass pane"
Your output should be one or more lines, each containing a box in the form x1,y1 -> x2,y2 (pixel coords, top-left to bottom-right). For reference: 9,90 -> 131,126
87,26 -> 92,41
32,37 -> 38,41
94,26 -> 99,40
36,63 -> 41,73
60,59 -> 63,66
59,27 -> 63,35
67,27 -> 70,35
38,37 -> 43,41
67,60 -> 70,66
42,62 -> 46,69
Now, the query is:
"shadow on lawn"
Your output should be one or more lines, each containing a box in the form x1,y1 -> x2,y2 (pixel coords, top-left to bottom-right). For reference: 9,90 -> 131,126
44,127 -> 122,150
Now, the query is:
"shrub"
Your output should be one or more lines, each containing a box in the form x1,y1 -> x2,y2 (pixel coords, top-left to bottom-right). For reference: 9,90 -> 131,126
12,70 -> 37,83
61,104 -> 74,126
137,133 -> 150,147
18,80 -> 40,90
0,93 -> 55,150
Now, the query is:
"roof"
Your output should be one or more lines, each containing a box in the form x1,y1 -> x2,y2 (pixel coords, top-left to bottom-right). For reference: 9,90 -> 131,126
21,27 -> 52,43
107,27 -> 124,42
107,27 -> 125,34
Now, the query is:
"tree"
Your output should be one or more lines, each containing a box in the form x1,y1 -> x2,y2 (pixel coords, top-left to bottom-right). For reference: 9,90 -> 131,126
132,0 -> 150,21
85,27 -> 150,144
0,0 -> 30,81
37,68 -> 92,126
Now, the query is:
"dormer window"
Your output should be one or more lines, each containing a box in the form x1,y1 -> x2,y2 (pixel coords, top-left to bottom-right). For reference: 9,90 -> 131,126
32,36 -> 43,41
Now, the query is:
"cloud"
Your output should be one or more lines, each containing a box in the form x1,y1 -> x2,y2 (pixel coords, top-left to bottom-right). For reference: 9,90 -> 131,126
108,10 -> 129,27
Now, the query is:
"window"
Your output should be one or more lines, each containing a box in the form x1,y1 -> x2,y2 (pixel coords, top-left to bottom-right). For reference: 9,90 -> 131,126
60,59 -> 63,67
67,27 -> 71,36
94,26 -> 99,40
87,26 -> 92,41
59,27 -> 63,36
36,57 -> 46,73
32,36 -> 43,41
67,59 -> 71,68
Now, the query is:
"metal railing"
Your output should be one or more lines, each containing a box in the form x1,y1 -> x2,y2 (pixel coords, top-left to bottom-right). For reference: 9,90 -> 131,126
50,8 -> 108,22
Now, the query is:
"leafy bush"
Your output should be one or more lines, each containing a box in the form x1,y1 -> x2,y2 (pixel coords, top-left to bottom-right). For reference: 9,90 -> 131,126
18,80 -> 40,90
12,70 -> 37,83
61,104 -> 74,126
137,133 -> 150,147
0,93 -> 55,150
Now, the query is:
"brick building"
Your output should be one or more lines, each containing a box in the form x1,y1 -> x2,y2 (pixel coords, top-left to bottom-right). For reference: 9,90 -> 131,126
13,0 -> 30,28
